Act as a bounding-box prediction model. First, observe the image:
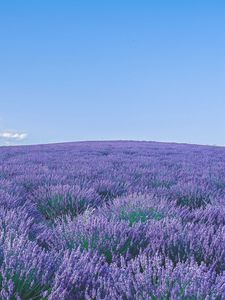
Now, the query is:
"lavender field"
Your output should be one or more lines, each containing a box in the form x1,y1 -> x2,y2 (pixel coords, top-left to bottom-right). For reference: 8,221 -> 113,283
0,141 -> 224,299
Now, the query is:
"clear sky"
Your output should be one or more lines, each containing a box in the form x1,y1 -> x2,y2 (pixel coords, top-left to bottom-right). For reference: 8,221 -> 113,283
0,0 -> 224,146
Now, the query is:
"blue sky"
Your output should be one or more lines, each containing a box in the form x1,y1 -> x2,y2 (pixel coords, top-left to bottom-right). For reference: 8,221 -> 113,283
0,0 -> 224,146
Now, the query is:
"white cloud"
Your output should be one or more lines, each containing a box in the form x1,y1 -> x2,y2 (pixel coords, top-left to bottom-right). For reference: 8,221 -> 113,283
0,131 -> 28,141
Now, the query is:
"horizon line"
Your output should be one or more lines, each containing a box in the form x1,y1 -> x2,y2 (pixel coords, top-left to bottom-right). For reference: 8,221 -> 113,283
0,139 -> 224,149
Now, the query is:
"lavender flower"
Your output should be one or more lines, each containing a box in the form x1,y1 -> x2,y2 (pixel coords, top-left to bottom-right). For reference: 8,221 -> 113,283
0,141 -> 224,299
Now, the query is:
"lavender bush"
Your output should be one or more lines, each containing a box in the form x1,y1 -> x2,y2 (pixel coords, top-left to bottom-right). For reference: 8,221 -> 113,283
0,141 -> 224,299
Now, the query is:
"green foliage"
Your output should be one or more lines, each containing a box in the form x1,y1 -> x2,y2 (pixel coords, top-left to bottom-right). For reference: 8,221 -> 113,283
82,233 -> 113,263
0,271 -> 50,300
38,195 -> 87,221
120,208 -> 164,225
151,179 -> 174,189
176,195 -> 211,209
68,232 -> 132,264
